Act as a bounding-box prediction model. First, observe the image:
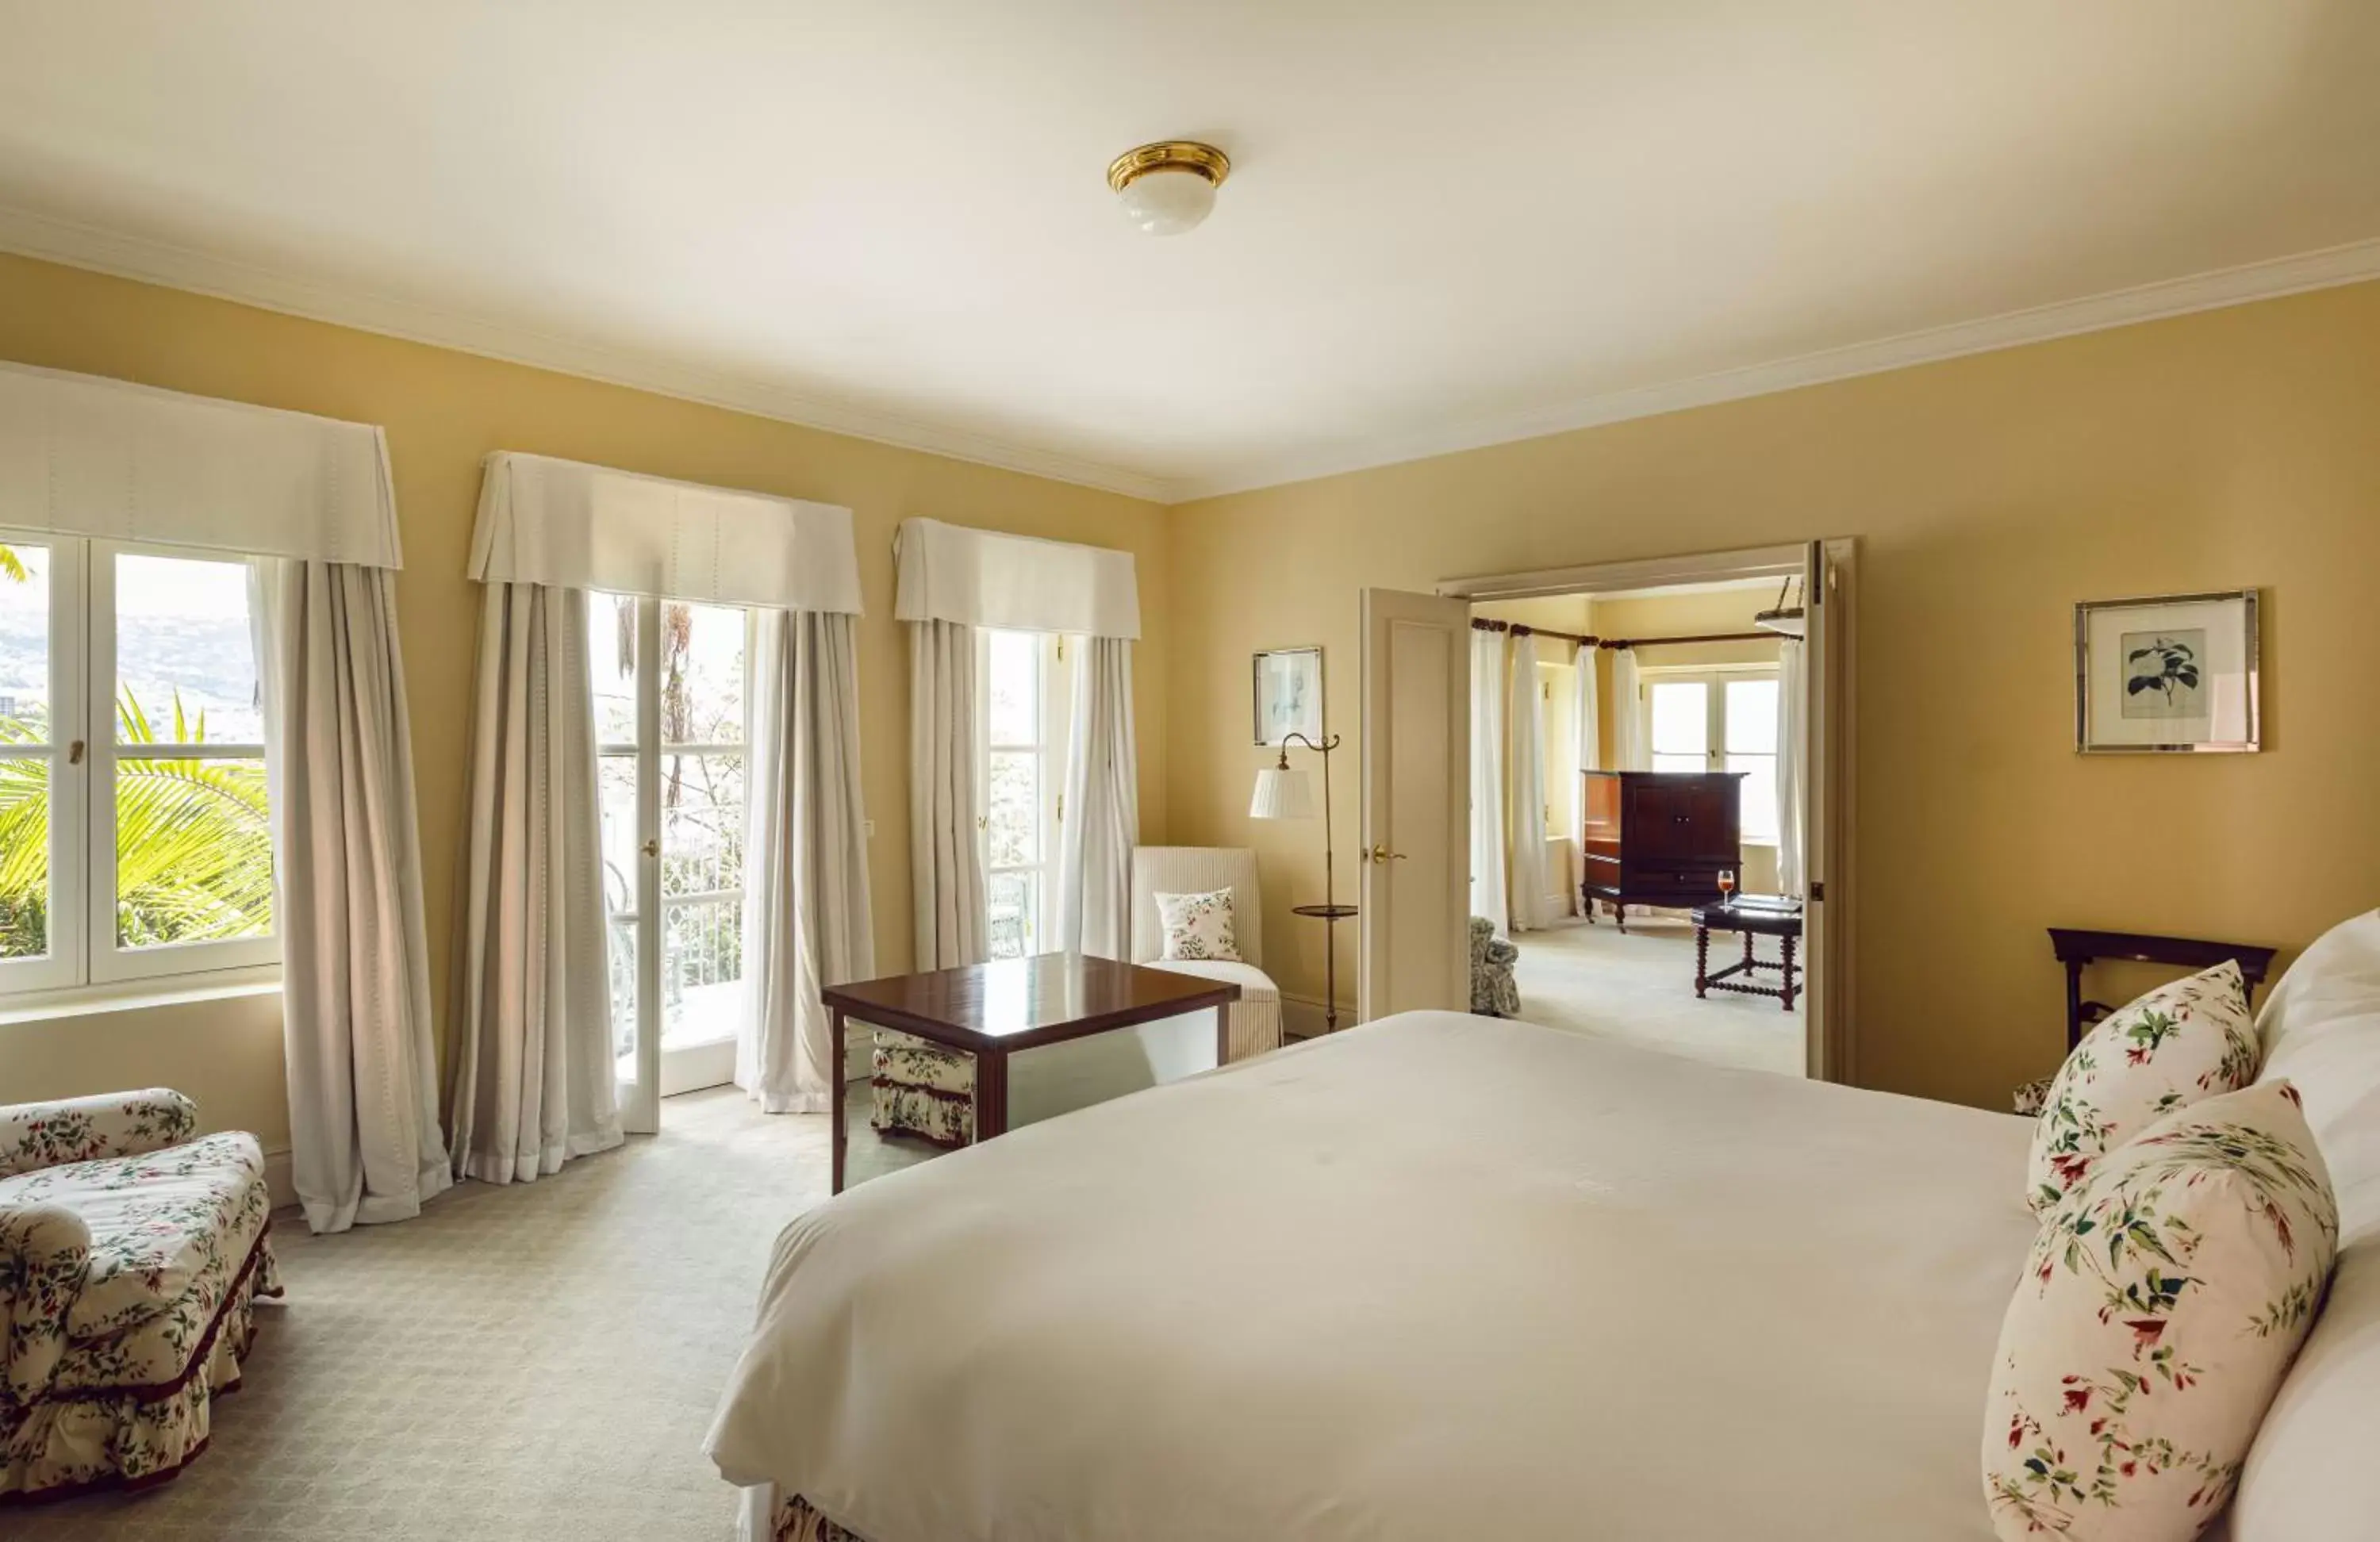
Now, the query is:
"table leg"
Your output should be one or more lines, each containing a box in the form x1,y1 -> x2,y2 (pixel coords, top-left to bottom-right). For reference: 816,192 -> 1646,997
1695,923 -> 1710,998
830,1007 -> 846,1195
975,1046 -> 1010,1144
1781,934 -> 1798,1012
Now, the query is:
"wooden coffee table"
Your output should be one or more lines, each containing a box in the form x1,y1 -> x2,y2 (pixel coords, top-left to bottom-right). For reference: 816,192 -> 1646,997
1691,897 -> 1803,1011
821,953 -> 1242,1193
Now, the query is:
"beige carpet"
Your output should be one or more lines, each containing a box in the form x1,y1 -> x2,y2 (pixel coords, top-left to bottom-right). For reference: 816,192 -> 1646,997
16,1086 -> 929,1542
1507,916 -> 1804,1077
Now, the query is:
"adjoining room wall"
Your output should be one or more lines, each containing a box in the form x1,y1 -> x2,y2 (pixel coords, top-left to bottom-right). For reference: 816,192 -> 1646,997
1165,278 -> 2380,1110
0,252 -> 1169,1157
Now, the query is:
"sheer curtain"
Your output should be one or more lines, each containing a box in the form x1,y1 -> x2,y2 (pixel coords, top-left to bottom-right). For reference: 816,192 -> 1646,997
908,618 -> 988,969
1503,632 -> 1550,931
447,581 -> 623,1184
739,608 -> 875,1113
1058,637 -> 1138,959
1468,628 -> 1509,934
1776,639 -> 1808,897
1610,647 -> 1645,770
257,559 -> 451,1234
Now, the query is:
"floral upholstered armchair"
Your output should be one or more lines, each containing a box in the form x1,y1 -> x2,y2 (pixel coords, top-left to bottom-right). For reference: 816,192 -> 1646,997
0,1088 -> 280,1502
1470,916 -> 1521,1017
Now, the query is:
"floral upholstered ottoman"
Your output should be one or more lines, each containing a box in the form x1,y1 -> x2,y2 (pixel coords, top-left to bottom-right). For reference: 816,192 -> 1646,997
869,1030 -> 973,1147
0,1088 -> 281,1502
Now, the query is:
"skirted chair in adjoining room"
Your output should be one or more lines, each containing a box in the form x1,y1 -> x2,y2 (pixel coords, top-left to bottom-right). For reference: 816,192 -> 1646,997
868,847 -> 1286,1148
0,1089 -> 281,1502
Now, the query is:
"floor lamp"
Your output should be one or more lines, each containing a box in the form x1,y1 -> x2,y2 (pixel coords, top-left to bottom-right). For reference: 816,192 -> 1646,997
1248,731 -> 1353,1031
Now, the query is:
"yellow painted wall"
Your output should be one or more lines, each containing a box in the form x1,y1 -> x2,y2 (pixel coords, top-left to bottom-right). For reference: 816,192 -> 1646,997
1164,278 -> 2380,1110
0,252 -> 1168,1153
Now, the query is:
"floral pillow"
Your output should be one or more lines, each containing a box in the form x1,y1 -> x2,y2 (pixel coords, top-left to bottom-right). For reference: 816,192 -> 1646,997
1156,888 -> 1240,962
1984,1079 -> 2338,1540
2026,961 -> 2258,1213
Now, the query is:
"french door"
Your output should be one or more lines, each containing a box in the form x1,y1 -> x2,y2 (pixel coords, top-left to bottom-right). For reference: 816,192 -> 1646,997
589,593 -> 750,1133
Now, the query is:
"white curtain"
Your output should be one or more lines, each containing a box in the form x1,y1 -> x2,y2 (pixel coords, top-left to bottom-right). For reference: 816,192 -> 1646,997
1503,632 -> 1550,932
256,560 -> 450,1235
1610,647 -> 1645,771
1572,642 -> 1600,907
739,609 -> 875,1114
1468,628 -> 1509,934
1776,639 -> 1808,897
1058,637 -> 1138,959
908,618 -> 988,969
448,581 -> 624,1185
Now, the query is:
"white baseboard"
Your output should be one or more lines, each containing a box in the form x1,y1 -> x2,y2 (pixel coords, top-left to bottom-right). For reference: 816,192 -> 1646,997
262,1147 -> 296,1212
1280,992 -> 1356,1041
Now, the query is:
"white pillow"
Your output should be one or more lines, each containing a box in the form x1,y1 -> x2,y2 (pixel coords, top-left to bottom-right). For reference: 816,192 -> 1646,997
2027,961 -> 2259,1213
1155,888 -> 1239,962
2230,910 -> 2380,1541
1984,1080 -> 2339,1541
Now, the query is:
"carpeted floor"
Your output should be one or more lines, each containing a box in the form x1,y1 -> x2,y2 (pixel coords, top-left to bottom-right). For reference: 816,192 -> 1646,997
1507,915 -> 1804,1076
14,1086 -> 930,1542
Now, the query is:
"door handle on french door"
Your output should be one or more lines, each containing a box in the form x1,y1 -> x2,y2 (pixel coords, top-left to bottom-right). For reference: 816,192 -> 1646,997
642,838 -> 660,858
1367,844 -> 1407,863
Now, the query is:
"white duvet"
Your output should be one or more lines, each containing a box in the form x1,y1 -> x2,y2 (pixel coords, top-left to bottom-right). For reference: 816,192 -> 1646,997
707,1012 -> 2041,1541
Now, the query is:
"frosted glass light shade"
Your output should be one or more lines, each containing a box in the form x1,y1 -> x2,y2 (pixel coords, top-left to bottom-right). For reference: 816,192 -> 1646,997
1117,167 -> 1218,236
1248,765 -> 1315,820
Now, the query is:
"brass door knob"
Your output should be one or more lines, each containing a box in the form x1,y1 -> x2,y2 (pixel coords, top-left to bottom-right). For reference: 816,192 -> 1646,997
1368,843 -> 1407,862
642,838 -> 661,858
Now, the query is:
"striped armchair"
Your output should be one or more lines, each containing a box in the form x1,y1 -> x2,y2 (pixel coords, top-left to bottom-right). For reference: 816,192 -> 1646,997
1129,846 -> 1284,1062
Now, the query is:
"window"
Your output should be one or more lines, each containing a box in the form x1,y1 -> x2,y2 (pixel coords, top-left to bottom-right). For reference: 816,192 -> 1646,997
1642,668 -> 1782,842
592,595 -> 749,1095
0,532 -> 276,998
978,629 -> 1071,960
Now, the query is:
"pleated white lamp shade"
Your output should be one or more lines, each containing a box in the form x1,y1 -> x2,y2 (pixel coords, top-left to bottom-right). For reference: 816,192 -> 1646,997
1248,764 -> 1316,820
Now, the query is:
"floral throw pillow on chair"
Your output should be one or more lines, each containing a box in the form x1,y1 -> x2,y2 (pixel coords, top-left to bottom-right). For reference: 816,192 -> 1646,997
1156,888 -> 1240,962
1984,1080 -> 2337,1540
2025,961 -> 2259,1214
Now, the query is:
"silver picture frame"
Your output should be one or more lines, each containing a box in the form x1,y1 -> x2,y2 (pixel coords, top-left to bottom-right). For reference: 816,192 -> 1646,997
2074,589 -> 2260,754
1253,646 -> 1324,746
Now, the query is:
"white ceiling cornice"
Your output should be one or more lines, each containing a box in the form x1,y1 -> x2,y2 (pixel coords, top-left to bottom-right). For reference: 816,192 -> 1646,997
0,203 -> 1177,504
1162,236 -> 2380,503
4,202 -> 2377,511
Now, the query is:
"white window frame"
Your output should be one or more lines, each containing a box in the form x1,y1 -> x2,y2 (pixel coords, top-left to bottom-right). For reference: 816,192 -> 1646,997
976,629 -> 1072,959
1637,662 -> 1783,844
0,528 -> 280,1002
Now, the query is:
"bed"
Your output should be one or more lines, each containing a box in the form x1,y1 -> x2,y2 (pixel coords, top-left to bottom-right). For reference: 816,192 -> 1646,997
706,926 -> 2380,1542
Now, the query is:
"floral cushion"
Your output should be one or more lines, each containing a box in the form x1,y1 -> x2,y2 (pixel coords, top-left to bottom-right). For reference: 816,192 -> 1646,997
1156,888 -> 1239,962
1,1090 -> 195,1180
1,1132 -> 267,1340
2025,962 -> 2259,1213
1984,1080 -> 2339,1540
870,1030 -> 973,1146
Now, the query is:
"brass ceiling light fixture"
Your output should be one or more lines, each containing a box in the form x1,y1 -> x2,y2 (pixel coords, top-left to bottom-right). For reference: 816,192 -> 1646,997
1107,140 -> 1230,236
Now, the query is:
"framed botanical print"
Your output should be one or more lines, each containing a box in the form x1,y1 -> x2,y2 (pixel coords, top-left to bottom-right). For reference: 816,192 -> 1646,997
2075,589 -> 2259,754
1253,646 -> 1323,746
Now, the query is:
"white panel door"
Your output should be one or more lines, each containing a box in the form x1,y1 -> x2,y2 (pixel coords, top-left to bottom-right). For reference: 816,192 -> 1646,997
1801,538 -> 1850,1083
1360,589 -> 1471,1020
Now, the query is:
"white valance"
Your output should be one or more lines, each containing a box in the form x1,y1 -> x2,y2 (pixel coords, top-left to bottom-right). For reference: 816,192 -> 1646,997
0,360 -> 401,568
469,452 -> 862,614
892,517 -> 1139,639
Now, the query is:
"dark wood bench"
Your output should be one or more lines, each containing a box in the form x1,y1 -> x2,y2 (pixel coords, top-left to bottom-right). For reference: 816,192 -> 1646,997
2046,927 -> 2280,1050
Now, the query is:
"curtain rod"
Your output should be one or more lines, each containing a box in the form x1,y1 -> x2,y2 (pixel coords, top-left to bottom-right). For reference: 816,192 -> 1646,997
1596,630 -> 1785,650
1469,616 -> 1595,648
1470,618 -> 1788,650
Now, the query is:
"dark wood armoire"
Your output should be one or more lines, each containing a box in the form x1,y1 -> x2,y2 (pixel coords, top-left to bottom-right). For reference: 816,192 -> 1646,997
1580,770 -> 1746,930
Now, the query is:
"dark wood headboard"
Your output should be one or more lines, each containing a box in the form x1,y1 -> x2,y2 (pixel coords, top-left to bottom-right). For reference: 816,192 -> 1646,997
2048,927 -> 2281,1049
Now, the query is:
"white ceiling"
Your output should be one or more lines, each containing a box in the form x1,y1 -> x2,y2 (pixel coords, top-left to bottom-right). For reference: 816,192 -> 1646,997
2,2 -> 2377,502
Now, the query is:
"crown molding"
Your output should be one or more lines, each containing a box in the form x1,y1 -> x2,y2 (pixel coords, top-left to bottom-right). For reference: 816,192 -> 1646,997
6,201 -> 2377,511
1164,235 -> 2380,502
0,203 -> 1174,504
